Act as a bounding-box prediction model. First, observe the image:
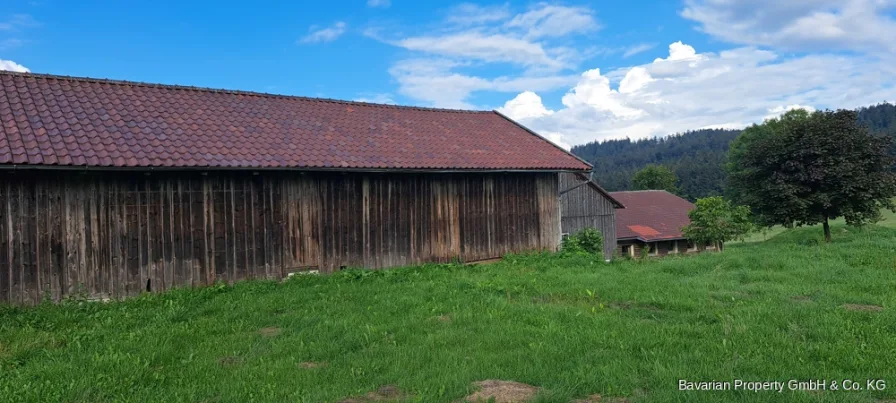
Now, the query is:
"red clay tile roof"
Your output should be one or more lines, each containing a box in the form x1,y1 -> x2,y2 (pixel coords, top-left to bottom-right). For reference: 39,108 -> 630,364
0,72 -> 591,171
608,190 -> 695,241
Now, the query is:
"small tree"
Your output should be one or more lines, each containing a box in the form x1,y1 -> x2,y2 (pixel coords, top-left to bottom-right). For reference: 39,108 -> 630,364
682,196 -> 752,251
632,164 -> 679,194
727,109 -> 896,242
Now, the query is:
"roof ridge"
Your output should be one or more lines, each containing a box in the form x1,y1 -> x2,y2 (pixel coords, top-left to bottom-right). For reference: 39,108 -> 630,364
0,70 -> 492,114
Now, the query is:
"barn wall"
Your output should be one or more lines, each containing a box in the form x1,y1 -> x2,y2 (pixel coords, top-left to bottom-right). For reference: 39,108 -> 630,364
0,170 -> 559,304
559,173 -> 617,259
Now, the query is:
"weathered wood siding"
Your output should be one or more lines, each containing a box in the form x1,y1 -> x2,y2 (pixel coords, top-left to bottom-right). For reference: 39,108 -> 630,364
0,170 -> 559,304
559,173 -> 617,259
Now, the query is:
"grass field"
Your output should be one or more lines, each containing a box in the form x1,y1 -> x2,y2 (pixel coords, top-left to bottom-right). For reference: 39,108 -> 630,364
2,223 -> 895,402
737,204 -> 896,243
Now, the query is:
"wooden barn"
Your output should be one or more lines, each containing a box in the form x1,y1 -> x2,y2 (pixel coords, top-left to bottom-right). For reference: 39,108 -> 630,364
559,173 -> 624,260
0,72 -> 592,304
609,190 -> 708,258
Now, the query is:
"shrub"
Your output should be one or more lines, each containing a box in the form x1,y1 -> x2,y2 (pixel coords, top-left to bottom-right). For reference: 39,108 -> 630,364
561,228 -> 603,258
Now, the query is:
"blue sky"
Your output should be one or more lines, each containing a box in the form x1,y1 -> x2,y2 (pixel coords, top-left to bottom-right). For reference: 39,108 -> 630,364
2,0 -> 896,147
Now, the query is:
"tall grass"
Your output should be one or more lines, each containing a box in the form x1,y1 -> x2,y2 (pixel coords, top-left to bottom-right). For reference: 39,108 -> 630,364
1,224 -> 894,402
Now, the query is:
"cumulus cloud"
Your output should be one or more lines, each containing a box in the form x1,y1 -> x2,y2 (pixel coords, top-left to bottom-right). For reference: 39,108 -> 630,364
560,68 -> 645,119
0,59 -> 28,72
499,41 -> 896,146
389,58 -> 577,108
681,0 -> 896,53
299,22 -> 346,44
498,91 -> 555,119
539,131 -> 572,150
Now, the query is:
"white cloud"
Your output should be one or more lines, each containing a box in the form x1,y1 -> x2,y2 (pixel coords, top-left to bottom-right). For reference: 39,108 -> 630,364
623,43 -> 656,58
367,0 -> 390,8
764,104 -> 816,120
388,58 -> 576,108
498,91 -> 554,119
539,131 -> 572,150
681,0 -> 896,53
397,32 -> 566,69
354,93 -> 397,104
499,41 -> 896,146
560,68 -> 645,118
505,3 -> 598,39
653,41 -> 701,62
618,67 -> 653,94
0,59 -> 29,72
299,22 -> 346,44
370,3 -> 599,107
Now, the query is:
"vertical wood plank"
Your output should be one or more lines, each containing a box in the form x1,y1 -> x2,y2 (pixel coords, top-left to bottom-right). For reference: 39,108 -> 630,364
1,178 -> 9,303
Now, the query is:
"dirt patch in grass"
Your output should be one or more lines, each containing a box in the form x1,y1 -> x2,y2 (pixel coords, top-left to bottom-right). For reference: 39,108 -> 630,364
259,327 -> 282,337
299,361 -> 327,369
571,395 -> 629,403
462,380 -> 539,402
791,295 -> 812,302
842,304 -> 884,312
435,314 -> 452,323
218,356 -> 241,366
609,301 -> 632,310
340,385 -> 408,402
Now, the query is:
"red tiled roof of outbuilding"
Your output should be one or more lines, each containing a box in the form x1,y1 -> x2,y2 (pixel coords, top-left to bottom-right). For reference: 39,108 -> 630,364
609,190 -> 695,241
0,71 -> 591,171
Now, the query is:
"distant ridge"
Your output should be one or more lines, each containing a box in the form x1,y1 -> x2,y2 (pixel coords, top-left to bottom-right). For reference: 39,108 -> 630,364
572,103 -> 896,201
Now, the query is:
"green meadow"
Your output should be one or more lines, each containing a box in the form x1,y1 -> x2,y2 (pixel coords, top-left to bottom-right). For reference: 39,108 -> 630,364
1,223 -> 894,402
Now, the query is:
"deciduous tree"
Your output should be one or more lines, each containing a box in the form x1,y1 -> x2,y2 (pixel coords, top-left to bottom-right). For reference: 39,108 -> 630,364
727,109 -> 896,242
682,196 -> 752,251
632,164 -> 679,194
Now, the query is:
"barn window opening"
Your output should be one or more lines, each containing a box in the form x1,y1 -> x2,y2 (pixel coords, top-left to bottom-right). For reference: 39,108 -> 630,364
648,242 -> 658,256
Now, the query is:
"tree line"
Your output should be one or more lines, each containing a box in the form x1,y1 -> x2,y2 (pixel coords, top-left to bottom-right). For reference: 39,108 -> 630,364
571,103 -> 896,201
571,103 -> 896,244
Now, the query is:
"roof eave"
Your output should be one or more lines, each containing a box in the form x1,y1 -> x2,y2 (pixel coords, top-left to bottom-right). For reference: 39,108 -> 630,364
573,172 -> 625,208
0,164 -> 592,174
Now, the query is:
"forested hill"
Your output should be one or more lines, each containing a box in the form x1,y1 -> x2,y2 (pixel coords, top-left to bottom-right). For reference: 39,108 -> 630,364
571,129 -> 741,200
571,103 -> 896,201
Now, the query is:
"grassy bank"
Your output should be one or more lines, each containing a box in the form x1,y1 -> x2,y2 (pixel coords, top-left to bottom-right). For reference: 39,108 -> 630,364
1,224 -> 895,402
738,202 -> 896,243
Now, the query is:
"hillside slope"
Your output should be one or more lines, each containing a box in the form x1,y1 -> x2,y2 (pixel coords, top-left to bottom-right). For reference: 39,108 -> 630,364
572,103 -> 896,200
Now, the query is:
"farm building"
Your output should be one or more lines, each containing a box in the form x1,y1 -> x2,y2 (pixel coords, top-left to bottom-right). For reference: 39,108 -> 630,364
609,190 -> 710,258
0,72 -> 592,304
559,173 -> 624,259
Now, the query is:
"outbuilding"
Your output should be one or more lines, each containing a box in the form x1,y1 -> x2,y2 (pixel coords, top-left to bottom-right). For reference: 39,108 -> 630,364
0,72 -> 591,304
559,173 -> 624,259
609,190 -> 709,258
